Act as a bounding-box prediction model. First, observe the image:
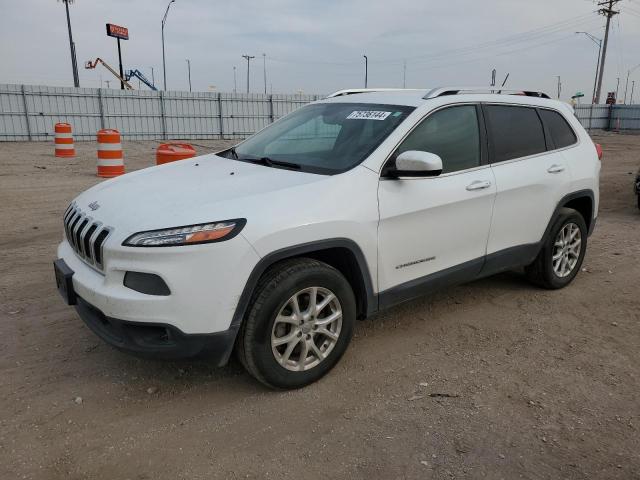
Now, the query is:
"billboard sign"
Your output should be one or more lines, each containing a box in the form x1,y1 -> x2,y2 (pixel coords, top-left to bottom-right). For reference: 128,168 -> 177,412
106,24 -> 129,40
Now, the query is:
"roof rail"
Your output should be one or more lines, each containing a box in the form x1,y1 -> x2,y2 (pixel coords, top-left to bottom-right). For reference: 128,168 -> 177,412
424,87 -> 551,100
326,88 -> 423,98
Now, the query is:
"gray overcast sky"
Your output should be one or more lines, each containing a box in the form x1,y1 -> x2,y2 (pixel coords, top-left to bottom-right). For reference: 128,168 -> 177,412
1,0 -> 639,100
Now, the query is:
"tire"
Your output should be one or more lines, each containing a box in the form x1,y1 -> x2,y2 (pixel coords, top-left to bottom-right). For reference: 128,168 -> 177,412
236,258 -> 356,389
525,207 -> 588,289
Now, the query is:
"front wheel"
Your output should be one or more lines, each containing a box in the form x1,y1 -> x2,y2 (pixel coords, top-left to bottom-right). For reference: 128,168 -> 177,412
237,258 -> 356,389
525,207 -> 588,289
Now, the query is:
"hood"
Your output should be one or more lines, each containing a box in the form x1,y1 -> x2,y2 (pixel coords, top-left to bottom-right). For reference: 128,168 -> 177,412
73,154 -> 327,237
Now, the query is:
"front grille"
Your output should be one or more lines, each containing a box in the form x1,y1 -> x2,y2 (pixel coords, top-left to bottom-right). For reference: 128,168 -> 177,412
63,203 -> 112,270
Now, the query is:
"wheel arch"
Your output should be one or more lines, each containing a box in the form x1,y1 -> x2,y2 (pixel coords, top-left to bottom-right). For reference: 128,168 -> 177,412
542,190 -> 595,243
231,239 -> 377,329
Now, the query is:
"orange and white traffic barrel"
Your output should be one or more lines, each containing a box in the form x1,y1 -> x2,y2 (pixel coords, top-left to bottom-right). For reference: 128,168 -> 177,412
54,123 -> 75,158
156,143 -> 196,165
96,129 -> 125,178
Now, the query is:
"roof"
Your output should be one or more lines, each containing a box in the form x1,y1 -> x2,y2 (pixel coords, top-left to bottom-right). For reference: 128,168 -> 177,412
320,86 -> 564,110
322,89 -> 431,107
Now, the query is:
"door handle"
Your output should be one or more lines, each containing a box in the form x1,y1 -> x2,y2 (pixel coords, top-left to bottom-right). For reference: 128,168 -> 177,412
547,164 -> 565,174
466,180 -> 492,191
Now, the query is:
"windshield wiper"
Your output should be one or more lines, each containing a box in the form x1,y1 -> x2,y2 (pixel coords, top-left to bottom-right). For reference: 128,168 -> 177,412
229,146 -> 239,159
249,157 -> 301,170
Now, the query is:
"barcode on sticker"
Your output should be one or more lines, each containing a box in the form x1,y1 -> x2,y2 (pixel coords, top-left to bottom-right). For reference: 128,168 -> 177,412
346,111 -> 391,121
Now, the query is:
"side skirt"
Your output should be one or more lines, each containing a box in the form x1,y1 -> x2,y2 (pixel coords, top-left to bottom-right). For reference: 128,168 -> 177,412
377,243 -> 541,311
378,257 -> 484,311
477,243 -> 540,279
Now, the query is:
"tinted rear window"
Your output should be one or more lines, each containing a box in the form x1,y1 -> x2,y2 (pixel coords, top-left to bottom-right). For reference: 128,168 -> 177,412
539,109 -> 577,149
485,105 -> 546,162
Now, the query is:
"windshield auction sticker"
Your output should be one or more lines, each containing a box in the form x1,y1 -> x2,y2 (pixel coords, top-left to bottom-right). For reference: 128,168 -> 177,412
346,111 -> 391,121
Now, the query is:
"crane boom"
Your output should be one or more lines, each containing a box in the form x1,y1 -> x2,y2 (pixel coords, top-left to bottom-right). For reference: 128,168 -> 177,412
125,69 -> 158,91
85,58 -> 134,90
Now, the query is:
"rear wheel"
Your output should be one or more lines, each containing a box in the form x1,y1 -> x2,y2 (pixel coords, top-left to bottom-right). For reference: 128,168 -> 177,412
237,258 -> 356,389
525,208 -> 587,289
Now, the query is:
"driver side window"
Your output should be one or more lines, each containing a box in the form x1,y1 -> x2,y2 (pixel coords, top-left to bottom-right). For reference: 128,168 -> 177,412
395,105 -> 481,174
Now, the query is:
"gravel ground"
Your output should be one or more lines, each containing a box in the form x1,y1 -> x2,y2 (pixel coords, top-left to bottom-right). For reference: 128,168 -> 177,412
0,135 -> 639,480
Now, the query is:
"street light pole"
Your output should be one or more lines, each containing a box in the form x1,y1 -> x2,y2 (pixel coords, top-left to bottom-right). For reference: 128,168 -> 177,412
262,53 -> 267,94
186,59 -> 191,92
631,81 -> 636,104
624,64 -> 640,104
242,55 -> 255,93
161,0 -> 176,91
233,66 -> 237,93
61,0 -> 80,87
555,75 -> 562,99
363,55 -> 368,88
575,32 -> 602,104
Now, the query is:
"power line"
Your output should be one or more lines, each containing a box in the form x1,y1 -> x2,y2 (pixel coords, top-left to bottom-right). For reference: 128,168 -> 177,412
268,13 -> 599,69
370,13 -> 599,66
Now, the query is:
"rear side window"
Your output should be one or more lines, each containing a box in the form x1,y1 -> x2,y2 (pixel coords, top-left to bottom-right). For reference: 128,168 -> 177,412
539,109 -> 577,149
485,105 -> 546,162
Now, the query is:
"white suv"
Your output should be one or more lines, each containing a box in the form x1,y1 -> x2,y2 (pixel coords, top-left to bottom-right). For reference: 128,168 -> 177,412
54,87 -> 601,389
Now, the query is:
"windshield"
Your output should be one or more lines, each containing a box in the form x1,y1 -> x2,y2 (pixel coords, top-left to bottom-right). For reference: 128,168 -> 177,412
222,102 -> 415,175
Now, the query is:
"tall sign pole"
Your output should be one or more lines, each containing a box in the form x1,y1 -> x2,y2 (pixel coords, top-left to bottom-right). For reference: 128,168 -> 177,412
106,24 -> 129,90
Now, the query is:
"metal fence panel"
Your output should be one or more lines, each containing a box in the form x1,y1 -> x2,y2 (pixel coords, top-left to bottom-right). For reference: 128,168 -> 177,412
5,84 -> 640,141
0,83 -> 324,142
575,104 -> 640,131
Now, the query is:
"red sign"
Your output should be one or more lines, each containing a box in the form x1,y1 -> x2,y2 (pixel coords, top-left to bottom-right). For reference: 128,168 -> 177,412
106,23 -> 129,40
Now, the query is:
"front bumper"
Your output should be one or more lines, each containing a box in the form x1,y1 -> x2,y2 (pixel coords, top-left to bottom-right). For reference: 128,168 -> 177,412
75,296 -> 238,364
56,233 -> 260,335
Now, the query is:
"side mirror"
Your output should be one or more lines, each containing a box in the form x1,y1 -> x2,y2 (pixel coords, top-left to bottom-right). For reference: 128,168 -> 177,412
391,150 -> 443,178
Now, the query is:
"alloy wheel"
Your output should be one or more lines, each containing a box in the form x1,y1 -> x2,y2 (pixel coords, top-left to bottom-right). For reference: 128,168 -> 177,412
552,222 -> 582,278
271,287 -> 343,371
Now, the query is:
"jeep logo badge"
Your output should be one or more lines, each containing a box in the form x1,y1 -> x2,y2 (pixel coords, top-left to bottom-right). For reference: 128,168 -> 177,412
88,201 -> 100,211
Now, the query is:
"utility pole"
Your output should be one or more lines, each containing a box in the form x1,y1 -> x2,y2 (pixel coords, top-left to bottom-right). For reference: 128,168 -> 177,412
631,80 -> 636,104
556,75 -> 562,99
161,0 -> 176,91
363,55 -> 368,88
403,60 -> 407,88
150,67 -> 155,88
61,0 -> 80,87
186,59 -> 191,92
233,66 -> 237,93
615,76 -> 620,103
262,53 -> 267,94
594,0 -> 621,104
242,55 -> 255,93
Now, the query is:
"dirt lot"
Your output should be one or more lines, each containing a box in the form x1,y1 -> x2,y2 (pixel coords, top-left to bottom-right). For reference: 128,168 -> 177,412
0,135 -> 639,480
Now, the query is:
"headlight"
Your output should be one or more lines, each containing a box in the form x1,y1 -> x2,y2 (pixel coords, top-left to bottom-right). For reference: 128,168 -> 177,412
123,219 -> 246,247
